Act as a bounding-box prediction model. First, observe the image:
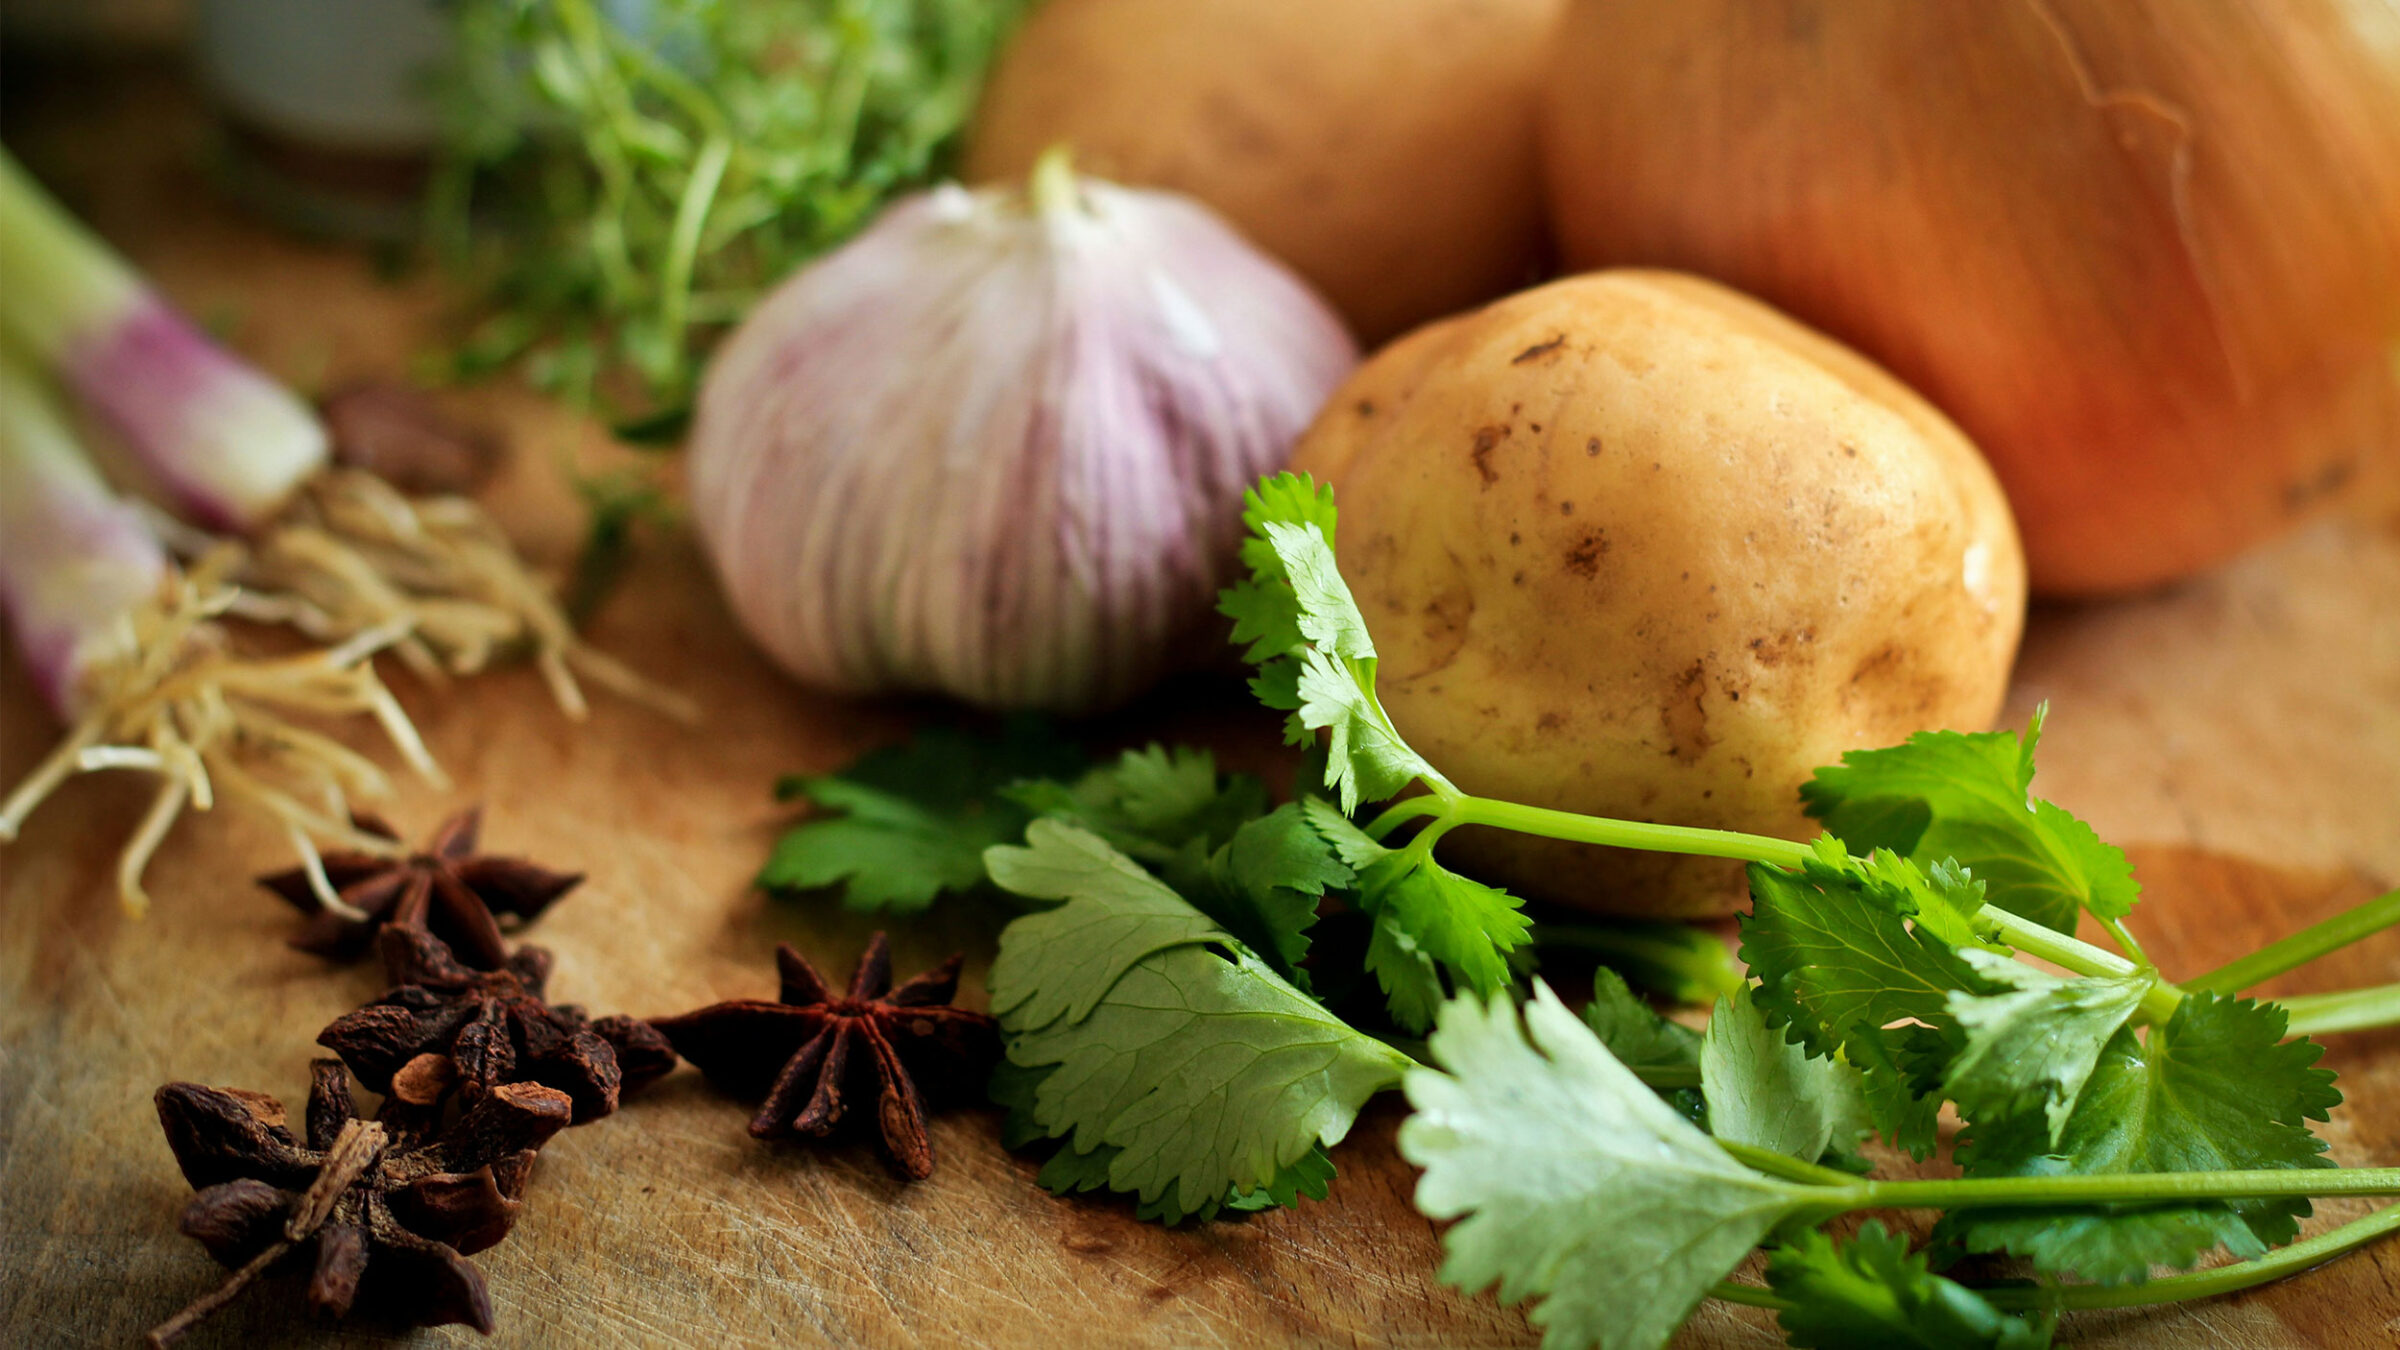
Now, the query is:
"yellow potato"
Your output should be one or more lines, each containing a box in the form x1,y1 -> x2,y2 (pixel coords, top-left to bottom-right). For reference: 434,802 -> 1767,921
1290,271 -> 2026,917
965,0 -> 1561,346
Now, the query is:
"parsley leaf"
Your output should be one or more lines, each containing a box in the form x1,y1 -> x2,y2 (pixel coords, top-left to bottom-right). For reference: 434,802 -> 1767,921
1400,983 -> 1815,1350
1304,798 -> 1530,1030
1945,993 -> 2340,1283
987,822 -> 1411,1217
1702,984 -> 1874,1164
760,718 -> 1085,912
1222,474 -> 1442,812
1941,949 -> 2151,1144
1766,1222 -> 2054,1350
1801,707 -> 2138,931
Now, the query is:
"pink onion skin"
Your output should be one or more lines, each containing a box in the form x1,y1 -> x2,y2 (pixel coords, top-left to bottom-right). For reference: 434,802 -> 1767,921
0,363 -> 170,719
0,149 -> 325,533
688,176 -> 1358,713
63,300 -> 328,532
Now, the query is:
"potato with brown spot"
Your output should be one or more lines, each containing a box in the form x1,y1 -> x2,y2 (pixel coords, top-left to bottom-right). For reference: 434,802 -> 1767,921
1289,271 -> 2026,917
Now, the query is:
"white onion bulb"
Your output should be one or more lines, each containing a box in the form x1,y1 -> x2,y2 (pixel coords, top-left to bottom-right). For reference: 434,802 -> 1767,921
689,153 -> 1358,712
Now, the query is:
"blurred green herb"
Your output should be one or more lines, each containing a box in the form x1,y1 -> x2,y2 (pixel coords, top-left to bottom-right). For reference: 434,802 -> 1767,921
430,0 -> 1026,423
563,468 -> 675,626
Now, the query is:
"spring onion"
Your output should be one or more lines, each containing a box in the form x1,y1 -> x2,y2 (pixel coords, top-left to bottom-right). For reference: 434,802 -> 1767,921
0,357 -> 438,913
0,144 -> 687,722
0,145 -> 325,532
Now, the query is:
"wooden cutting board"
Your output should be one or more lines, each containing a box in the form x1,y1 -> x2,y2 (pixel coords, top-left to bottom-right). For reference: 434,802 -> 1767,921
4,58 -> 2397,1350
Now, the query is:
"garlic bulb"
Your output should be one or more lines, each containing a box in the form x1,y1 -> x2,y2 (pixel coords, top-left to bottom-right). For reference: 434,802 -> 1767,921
688,153 -> 1358,711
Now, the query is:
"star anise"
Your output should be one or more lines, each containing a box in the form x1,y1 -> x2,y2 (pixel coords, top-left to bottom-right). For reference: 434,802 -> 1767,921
317,926 -> 676,1126
147,1059 -> 571,1345
649,933 -> 999,1180
258,807 -> 581,968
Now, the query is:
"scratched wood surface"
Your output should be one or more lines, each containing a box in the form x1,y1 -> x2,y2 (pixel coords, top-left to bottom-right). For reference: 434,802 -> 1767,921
4,59 -> 2398,1350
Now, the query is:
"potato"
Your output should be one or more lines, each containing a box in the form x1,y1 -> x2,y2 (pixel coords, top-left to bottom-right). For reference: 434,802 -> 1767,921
1289,271 -> 2026,917
965,0 -> 1562,345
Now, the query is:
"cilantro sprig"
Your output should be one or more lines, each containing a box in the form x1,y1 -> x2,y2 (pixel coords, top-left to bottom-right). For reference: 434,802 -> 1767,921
1403,982 -> 2400,1350
752,471 -> 2400,1348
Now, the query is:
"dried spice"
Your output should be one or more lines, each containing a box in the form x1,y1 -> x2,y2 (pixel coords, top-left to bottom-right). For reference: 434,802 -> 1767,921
148,1059 -> 571,1345
258,807 -> 581,968
318,926 -> 676,1126
651,932 -> 999,1179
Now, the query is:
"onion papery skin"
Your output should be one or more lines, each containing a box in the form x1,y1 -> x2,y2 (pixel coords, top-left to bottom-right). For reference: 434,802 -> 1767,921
1542,0 -> 2400,595
687,178 -> 1357,713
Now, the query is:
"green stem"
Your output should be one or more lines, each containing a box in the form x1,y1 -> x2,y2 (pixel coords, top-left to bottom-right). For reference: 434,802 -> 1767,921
1635,1064 -> 1701,1091
1529,921 -> 1746,1005
1860,1168 -> 2400,1211
1446,796 -> 1813,869
1973,906 -> 2136,978
1364,795 -> 1444,842
1707,1281 -> 1790,1311
1977,906 -> 2185,1025
1712,1203 -> 2400,1316
2279,982 -> 2400,1037
1433,789 -> 2183,1018
656,134 -> 731,368
1980,1203 -> 2400,1312
2187,887 -> 2400,996
2101,916 -> 2152,968
1718,1141 -> 1862,1188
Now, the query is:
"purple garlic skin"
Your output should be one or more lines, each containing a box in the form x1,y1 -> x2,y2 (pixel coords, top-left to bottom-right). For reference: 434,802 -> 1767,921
688,172 -> 1358,714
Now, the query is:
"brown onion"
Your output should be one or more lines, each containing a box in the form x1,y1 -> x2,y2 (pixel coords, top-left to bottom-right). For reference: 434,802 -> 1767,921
1542,0 -> 2400,594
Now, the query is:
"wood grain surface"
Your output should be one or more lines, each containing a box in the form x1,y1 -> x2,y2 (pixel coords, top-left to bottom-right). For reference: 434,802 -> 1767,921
4,58 -> 2398,1350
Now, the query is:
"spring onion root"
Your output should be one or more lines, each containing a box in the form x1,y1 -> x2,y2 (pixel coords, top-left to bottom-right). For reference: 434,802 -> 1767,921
196,470 -> 698,723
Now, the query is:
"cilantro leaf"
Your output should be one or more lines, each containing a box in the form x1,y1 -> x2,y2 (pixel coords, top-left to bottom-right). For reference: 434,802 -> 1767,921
1302,796 -> 1531,1031
1306,804 -> 1528,1030
987,822 -> 1410,1217
1941,950 -> 2151,1143
1585,968 -> 1707,1123
1365,908 -> 1448,1032
1582,968 -> 1702,1074
1359,852 -> 1527,1002
760,718 -> 1085,912
1766,1222 -> 2053,1350
1003,744 -> 1266,864
1162,802 -> 1349,986
1005,941 -> 1409,1216
1701,984 -> 1874,1164
1801,707 -> 2138,931
1221,474 -> 1442,812
1945,993 -> 2340,1283
1741,856 -> 1996,1156
986,821 -> 1228,1027
992,1060 -> 1337,1223
1400,983 -> 1815,1350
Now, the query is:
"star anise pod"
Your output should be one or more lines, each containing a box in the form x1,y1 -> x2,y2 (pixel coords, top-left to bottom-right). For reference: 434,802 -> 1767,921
317,926 -> 677,1126
258,807 -> 581,968
147,1059 -> 571,1345
650,933 -> 999,1180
